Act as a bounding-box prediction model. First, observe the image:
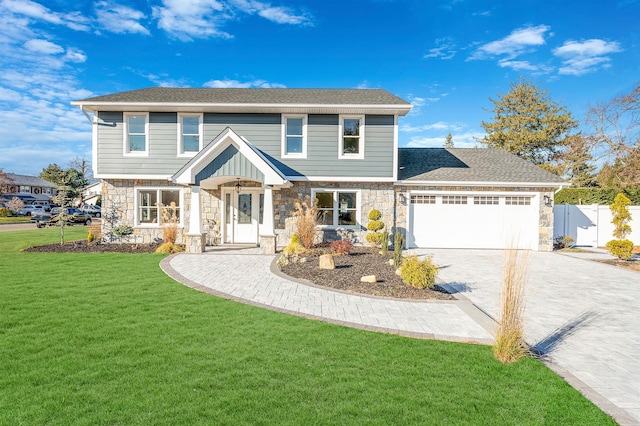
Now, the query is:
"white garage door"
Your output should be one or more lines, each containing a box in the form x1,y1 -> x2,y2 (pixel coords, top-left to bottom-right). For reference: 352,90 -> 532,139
408,193 -> 539,250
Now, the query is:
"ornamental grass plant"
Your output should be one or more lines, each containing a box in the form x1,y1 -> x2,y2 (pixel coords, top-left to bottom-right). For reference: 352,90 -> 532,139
494,248 -> 530,364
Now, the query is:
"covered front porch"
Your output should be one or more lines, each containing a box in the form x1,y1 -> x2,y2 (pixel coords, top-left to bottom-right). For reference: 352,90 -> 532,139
172,127 -> 290,254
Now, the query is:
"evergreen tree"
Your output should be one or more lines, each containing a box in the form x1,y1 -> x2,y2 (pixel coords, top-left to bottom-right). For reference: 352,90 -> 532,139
481,79 -> 578,169
444,132 -> 454,149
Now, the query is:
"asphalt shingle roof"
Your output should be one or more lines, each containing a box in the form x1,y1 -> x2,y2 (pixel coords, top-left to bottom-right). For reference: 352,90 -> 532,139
398,148 -> 566,184
76,87 -> 411,106
6,173 -> 57,188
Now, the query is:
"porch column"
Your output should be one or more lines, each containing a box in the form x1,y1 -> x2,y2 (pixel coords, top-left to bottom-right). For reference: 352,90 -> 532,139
259,185 -> 277,254
186,185 -> 206,253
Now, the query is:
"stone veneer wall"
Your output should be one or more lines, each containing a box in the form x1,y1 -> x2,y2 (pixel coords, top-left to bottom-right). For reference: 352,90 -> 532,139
394,185 -> 556,252
273,182 -> 396,248
101,179 -> 190,244
103,179 -> 556,251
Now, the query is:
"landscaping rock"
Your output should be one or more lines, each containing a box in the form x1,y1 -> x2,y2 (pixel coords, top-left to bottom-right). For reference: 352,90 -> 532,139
395,267 -> 403,276
319,253 -> 335,269
360,275 -> 377,283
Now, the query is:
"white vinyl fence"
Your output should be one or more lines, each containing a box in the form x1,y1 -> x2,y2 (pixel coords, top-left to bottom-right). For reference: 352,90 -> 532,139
554,204 -> 640,247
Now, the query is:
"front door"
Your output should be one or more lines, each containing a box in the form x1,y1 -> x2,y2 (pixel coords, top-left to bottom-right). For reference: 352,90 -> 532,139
224,189 -> 260,244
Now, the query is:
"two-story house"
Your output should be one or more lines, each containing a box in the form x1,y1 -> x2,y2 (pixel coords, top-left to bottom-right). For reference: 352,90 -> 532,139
72,87 -> 564,253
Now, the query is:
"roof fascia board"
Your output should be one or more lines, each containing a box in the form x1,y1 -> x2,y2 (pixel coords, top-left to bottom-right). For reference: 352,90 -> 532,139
395,180 -> 567,188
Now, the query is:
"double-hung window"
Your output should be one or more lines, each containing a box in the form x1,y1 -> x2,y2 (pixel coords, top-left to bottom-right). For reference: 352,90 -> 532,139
124,113 -> 148,155
282,115 -> 307,158
339,115 -> 364,159
178,113 -> 202,156
313,189 -> 359,228
136,188 -> 182,226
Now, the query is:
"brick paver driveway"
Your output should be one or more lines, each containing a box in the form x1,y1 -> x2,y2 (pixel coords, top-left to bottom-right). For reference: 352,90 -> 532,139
411,249 -> 640,425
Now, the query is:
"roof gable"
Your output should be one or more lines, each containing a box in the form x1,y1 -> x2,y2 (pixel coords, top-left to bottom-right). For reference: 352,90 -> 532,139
172,127 -> 288,189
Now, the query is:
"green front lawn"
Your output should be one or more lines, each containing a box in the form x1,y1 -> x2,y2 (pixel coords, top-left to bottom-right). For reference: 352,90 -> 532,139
0,216 -> 31,224
0,228 -> 614,425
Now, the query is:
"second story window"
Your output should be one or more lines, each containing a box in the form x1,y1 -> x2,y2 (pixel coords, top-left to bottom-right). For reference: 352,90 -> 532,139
179,114 -> 202,156
282,115 -> 307,158
339,115 -> 364,159
124,112 -> 148,155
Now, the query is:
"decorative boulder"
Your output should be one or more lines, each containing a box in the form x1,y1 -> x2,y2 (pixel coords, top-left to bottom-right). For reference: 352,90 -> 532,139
319,254 -> 335,270
360,275 -> 377,283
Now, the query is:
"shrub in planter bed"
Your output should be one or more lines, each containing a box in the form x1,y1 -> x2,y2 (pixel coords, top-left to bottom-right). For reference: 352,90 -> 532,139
400,255 -> 438,289
605,239 -> 634,260
330,240 -> 353,256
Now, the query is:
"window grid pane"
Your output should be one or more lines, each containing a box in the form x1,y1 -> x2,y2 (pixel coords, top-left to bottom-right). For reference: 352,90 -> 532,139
411,195 -> 436,204
442,195 -> 467,205
505,196 -> 531,205
473,196 -> 499,205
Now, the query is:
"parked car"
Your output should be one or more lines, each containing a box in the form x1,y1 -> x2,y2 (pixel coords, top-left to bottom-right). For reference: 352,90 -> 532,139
33,207 -> 92,228
78,204 -> 101,218
17,205 -> 44,216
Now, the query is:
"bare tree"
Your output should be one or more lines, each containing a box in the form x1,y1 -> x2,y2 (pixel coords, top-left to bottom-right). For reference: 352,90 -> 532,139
0,168 -> 14,193
586,84 -> 640,188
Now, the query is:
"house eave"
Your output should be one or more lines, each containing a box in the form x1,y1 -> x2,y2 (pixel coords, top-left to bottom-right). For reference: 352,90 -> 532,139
395,180 -> 568,188
70,101 -> 411,116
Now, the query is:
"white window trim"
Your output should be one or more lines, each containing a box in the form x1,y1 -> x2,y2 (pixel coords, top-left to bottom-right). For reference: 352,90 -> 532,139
311,188 -> 361,229
123,112 -> 149,156
134,187 -> 184,228
281,114 -> 307,158
177,113 -> 203,157
338,115 -> 365,160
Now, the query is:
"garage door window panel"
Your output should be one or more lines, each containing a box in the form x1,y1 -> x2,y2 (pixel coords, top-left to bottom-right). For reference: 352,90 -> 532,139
505,196 -> 531,205
442,195 -> 467,205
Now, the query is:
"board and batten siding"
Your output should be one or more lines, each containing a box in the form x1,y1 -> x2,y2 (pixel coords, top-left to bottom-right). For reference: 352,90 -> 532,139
96,112 -> 395,179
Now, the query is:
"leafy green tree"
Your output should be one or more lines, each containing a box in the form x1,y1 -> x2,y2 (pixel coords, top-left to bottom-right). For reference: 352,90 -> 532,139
480,79 -> 578,169
444,132 -> 454,149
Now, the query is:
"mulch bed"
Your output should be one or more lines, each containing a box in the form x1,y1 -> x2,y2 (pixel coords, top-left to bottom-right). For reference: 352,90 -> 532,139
595,258 -> 640,272
23,240 -> 160,253
279,246 -> 455,300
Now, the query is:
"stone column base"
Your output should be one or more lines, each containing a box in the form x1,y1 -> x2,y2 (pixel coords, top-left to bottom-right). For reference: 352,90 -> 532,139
186,233 -> 206,253
259,235 -> 277,254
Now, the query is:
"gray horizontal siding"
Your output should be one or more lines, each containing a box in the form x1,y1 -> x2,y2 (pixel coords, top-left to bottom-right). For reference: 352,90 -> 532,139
96,112 -> 395,179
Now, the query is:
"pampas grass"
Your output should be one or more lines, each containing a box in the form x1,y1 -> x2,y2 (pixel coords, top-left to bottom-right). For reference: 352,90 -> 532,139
159,201 -> 178,244
494,248 -> 529,364
292,197 -> 318,249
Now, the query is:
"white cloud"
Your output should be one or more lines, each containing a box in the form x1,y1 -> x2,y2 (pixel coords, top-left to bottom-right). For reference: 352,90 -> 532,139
406,131 -> 484,148
554,39 -> 622,75
1,0 -> 90,31
424,37 -> 456,60
497,59 -> 539,71
24,39 -> 64,54
95,2 -> 150,35
152,0 -> 311,41
470,25 -> 550,60
152,0 -> 232,41
402,121 -> 463,133
203,78 -> 286,88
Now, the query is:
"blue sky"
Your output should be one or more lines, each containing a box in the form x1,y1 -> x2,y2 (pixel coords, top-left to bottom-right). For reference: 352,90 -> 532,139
0,0 -> 638,176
